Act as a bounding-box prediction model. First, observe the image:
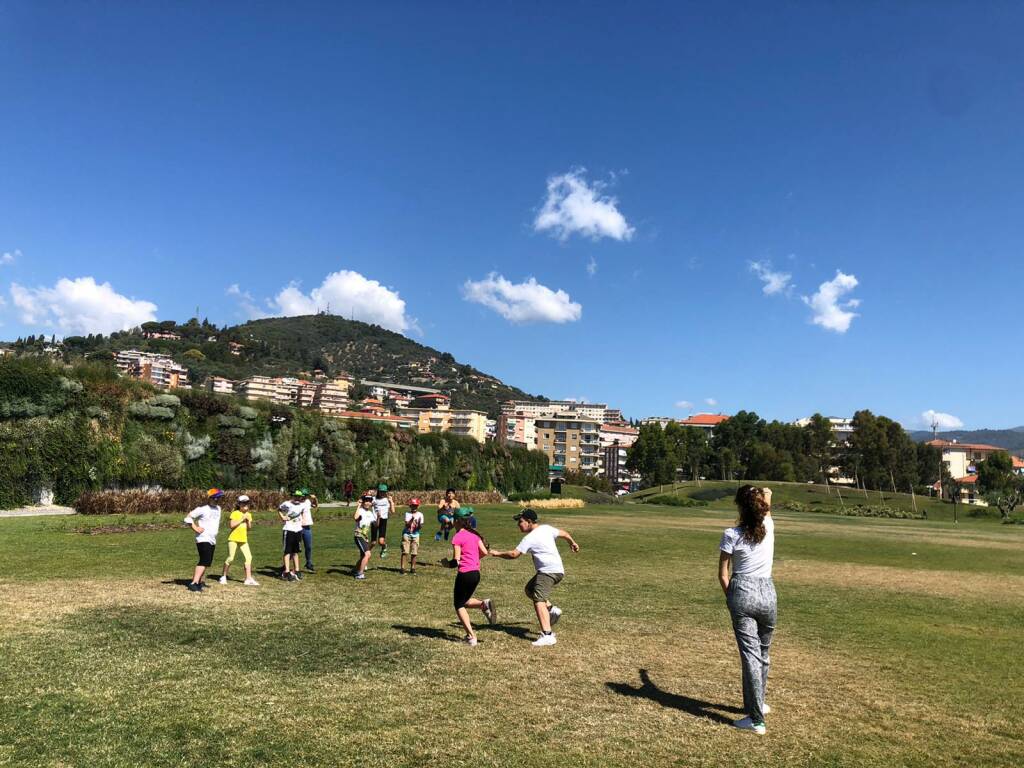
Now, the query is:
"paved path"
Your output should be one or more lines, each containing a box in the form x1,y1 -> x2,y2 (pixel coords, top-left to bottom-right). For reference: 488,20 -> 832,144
0,506 -> 76,518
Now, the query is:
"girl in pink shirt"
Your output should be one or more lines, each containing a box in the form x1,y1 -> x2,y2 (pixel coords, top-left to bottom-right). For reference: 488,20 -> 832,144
450,508 -> 496,646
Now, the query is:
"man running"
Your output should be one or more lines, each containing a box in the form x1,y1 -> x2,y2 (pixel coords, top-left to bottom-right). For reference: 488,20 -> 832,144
490,508 -> 579,647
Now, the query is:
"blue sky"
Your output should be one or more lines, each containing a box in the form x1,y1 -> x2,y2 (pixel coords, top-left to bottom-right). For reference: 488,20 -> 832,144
2,2 -> 1023,428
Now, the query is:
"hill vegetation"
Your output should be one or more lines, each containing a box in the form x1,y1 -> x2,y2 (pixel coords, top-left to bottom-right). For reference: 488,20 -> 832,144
8,313 -> 545,417
0,356 -> 548,509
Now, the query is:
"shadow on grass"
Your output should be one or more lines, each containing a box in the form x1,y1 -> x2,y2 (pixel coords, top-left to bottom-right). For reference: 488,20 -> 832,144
392,624 -> 459,641
161,578 -> 194,587
478,622 -> 532,639
606,669 -> 743,725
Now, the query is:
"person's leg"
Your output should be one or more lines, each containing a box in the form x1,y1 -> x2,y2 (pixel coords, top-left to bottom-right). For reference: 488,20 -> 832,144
456,607 -> 476,639
410,537 -> 418,573
757,581 -> 778,707
241,543 -> 255,582
191,565 -> 205,585
534,601 -> 552,632
221,541 -> 237,581
302,527 -> 314,570
729,580 -> 767,725
525,575 -> 553,633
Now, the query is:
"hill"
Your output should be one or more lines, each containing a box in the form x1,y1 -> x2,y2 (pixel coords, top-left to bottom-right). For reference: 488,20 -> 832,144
9,314 -> 545,417
907,427 -> 1024,454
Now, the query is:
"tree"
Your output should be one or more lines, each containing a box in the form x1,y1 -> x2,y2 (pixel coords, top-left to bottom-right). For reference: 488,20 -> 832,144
977,451 -> 1024,520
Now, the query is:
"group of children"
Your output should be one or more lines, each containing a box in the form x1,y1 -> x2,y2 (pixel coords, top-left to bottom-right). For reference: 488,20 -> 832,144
182,485 -> 580,647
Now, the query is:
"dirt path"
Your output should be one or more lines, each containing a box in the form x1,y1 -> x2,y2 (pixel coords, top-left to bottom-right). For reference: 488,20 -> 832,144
0,505 -> 76,517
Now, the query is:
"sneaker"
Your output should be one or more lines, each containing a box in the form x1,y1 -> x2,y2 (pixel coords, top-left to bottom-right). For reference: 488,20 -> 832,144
434,533 -> 442,542
243,578 -> 260,586
465,636 -> 478,646
763,704 -> 771,715
354,573 -> 366,580
549,605 -> 562,626
187,583 -> 202,592
410,569 -> 417,575
531,633 -> 557,647
732,717 -> 766,735
305,564 -> 315,573
218,576 -> 228,585
380,549 -> 388,559
482,599 -> 497,624
295,571 -> 303,580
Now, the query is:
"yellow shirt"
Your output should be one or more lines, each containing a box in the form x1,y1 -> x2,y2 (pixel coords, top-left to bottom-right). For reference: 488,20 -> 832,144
228,510 -> 252,543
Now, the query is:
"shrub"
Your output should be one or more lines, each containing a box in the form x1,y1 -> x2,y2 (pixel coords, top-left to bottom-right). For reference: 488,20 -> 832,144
646,494 -> 709,508
507,491 -> 554,502
516,498 -> 585,509
75,489 -> 290,515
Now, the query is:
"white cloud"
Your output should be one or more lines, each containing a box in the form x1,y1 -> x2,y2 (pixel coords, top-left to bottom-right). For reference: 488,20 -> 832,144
226,283 -> 270,321
1,249 -> 20,266
9,276 -> 157,335
586,256 -> 598,276
704,397 -> 718,407
267,270 -> 415,334
802,271 -> 860,333
749,260 -> 792,295
462,273 -> 582,324
534,169 -> 634,242
675,400 -> 694,410
922,410 -> 964,430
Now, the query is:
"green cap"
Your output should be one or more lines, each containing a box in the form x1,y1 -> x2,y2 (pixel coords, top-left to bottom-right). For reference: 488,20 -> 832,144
455,507 -> 473,519
293,489 -> 307,497
378,483 -> 388,492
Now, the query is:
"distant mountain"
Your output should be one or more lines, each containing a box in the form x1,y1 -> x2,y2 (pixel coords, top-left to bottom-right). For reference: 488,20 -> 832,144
10,314 -> 545,418
908,428 -> 1024,454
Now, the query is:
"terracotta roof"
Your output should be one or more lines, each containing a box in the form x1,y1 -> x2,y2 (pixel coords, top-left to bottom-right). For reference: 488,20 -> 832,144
679,413 -> 730,426
1013,456 -> 1024,470
955,475 -> 978,484
601,424 -> 639,434
333,411 -> 410,424
926,439 -> 1005,452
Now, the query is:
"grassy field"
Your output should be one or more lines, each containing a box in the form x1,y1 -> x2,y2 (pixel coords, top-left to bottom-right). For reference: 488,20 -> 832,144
1,497 -> 1023,767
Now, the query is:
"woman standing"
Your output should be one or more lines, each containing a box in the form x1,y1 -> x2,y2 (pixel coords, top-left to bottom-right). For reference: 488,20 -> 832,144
718,485 -> 776,736
450,509 -> 495,646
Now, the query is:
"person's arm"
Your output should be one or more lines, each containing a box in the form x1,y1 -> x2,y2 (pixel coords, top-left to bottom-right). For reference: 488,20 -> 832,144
184,513 -> 204,535
478,538 -> 489,557
245,513 -> 253,530
228,515 -> 242,530
718,551 -> 732,595
353,509 -> 361,522
309,494 -> 319,508
490,547 -> 522,559
557,529 -> 580,553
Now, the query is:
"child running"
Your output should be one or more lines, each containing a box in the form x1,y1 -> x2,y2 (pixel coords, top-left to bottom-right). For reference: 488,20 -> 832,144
400,498 -> 424,575
183,488 -> 224,592
219,494 -> 258,586
490,508 -> 579,647
450,508 -> 496,646
278,495 -> 304,582
353,494 -> 377,580
435,488 -> 460,542
372,484 -> 394,559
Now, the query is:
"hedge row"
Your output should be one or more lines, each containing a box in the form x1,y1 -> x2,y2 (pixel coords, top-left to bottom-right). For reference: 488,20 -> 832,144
516,498 -> 585,509
75,489 -> 290,516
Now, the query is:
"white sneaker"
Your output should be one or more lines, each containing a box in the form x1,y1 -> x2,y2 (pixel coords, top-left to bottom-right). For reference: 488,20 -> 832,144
482,599 -> 497,624
466,636 -> 478,647
243,578 -> 259,586
549,605 -> 562,626
531,633 -> 557,647
218,576 -> 228,585
762,704 -> 771,715
732,717 -> 766,735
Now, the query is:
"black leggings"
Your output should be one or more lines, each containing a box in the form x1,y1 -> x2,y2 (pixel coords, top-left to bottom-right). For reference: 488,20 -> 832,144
453,570 -> 481,609
196,542 -> 215,567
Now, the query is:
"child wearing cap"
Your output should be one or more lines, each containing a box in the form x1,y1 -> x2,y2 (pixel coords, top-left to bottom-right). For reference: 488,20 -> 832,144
219,495 -> 258,586
278,495 -> 304,582
450,509 -> 496,646
400,498 -> 425,575
372,484 -> 394,559
353,495 -> 377,580
183,489 -> 224,592
490,508 -> 579,647
298,488 -> 318,573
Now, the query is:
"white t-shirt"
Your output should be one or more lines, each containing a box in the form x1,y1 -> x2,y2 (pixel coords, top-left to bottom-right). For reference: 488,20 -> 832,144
515,524 -> 565,575
297,499 -> 314,526
355,507 -> 377,535
184,504 -> 221,545
404,511 -> 424,534
719,516 -> 775,578
373,496 -> 392,520
279,501 -> 304,533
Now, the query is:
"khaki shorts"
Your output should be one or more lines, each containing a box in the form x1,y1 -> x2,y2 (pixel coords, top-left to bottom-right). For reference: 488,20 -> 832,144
525,571 -> 563,603
401,533 -> 420,556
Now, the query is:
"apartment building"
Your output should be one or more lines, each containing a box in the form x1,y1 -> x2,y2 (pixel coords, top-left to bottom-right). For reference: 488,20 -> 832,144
535,417 -> 602,473
311,380 -> 349,413
237,376 -> 298,406
603,443 -> 637,489
327,410 -> 417,429
205,376 -> 235,395
502,399 -> 609,423
600,423 -> 639,448
926,439 -> 1005,482
678,413 -> 730,434
115,350 -> 191,390
793,416 -> 854,445
397,408 -> 489,443
361,380 -> 445,403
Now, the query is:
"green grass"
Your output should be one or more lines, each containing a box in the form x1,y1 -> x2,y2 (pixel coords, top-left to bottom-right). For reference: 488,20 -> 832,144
1,498 -> 1023,767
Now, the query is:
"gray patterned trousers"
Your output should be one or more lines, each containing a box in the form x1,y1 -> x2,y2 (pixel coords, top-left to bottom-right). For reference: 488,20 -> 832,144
726,575 -> 777,724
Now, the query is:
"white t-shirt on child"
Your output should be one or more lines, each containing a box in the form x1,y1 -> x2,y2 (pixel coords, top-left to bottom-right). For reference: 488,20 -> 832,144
719,516 -> 775,578
184,505 -> 221,545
